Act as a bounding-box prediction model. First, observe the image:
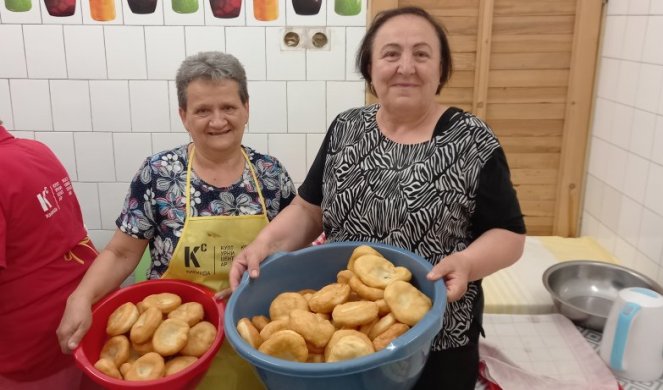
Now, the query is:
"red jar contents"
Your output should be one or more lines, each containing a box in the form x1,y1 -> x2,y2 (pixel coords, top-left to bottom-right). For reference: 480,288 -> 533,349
128,0 -> 157,13
44,0 -> 75,16
210,0 -> 240,18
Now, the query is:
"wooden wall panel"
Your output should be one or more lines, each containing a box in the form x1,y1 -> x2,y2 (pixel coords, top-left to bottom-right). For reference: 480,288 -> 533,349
368,0 -> 603,236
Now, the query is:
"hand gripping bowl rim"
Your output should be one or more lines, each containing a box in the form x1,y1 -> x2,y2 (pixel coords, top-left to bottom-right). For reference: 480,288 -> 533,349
224,241 -> 446,377
73,279 -> 226,388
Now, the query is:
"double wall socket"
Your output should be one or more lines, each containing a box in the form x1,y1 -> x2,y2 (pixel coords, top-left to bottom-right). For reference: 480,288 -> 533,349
281,27 -> 331,51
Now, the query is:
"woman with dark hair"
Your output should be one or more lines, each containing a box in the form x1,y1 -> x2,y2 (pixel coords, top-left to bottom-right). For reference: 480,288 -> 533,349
230,7 -> 526,389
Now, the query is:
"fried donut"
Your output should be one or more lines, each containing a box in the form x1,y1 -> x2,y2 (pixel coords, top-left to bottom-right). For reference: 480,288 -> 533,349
306,341 -> 325,355
237,317 -> 263,349
375,299 -> 391,316
368,313 -> 396,340
307,354 -> 324,363
336,269 -> 354,284
332,301 -> 379,327
324,330 -> 359,360
106,302 -> 139,336
119,362 -> 132,378
180,321 -> 217,357
100,335 -> 131,367
308,283 -> 351,314
94,358 -> 122,380
383,280 -> 432,326
130,306 -> 163,344
251,315 -> 270,331
167,302 -> 204,327
348,275 -> 384,301
354,255 -> 412,288
347,245 -> 382,272
269,292 -> 309,321
258,330 -> 308,362
359,318 -> 378,336
124,352 -> 165,381
142,293 -> 182,314
298,288 -> 317,301
132,338 -> 155,355
288,309 -> 335,348
152,318 -> 190,356
164,356 -> 198,376
372,323 -> 410,351
259,318 -> 290,340
325,330 -> 374,362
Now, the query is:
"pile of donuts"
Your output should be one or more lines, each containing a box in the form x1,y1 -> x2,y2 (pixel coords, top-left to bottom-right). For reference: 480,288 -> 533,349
236,245 -> 432,363
93,292 -> 217,381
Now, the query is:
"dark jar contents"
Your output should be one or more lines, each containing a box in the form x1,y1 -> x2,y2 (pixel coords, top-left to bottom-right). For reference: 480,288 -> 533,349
292,0 -> 320,15
128,0 -> 158,13
43,0 -> 75,16
209,0 -> 240,18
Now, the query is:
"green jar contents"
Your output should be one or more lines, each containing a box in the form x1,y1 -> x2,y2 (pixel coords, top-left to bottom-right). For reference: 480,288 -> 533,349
172,0 -> 197,13
4,0 -> 32,11
334,0 -> 360,16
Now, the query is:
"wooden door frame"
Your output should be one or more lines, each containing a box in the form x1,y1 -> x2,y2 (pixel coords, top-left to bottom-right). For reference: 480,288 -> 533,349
552,0 -> 603,237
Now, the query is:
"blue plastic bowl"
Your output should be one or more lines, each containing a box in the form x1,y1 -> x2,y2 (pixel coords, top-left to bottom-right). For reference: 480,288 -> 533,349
224,242 -> 446,390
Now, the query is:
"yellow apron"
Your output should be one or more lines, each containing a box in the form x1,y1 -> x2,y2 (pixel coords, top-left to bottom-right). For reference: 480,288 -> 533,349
162,146 -> 267,390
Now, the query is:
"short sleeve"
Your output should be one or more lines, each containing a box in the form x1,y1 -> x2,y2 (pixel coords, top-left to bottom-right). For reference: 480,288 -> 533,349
0,207 -> 6,269
115,158 -> 157,240
471,147 -> 526,237
298,118 -> 336,205
277,160 -> 296,213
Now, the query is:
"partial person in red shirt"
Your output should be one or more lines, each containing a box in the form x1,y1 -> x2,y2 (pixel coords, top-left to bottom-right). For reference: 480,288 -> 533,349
0,120 -> 98,388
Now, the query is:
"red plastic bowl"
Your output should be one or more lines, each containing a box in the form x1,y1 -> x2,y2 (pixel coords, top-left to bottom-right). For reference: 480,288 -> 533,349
73,279 -> 225,390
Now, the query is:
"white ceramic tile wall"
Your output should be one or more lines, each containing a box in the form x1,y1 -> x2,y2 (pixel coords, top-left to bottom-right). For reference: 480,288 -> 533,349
51,80 -> 93,131
0,25 -> 27,78
145,26 -> 186,79
0,79 -> 12,127
23,25 -> 67,79
583,3 -> 663,287
64,26 -> 108,79
90,80 -> 132,131
1,0 -> 366,251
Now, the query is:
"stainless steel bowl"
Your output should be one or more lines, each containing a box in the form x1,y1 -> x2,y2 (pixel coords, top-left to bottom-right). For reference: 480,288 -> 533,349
542,260 -> 663,331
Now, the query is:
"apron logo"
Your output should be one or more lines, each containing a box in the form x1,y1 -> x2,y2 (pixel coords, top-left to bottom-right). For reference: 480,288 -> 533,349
184,244 -> 206,267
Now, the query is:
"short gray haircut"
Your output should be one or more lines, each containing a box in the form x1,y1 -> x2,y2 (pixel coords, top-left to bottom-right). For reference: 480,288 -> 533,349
175,51 -> 249,109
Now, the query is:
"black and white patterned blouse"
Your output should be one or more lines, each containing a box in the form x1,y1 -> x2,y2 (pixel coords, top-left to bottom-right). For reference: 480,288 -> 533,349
299,104 -> 525,350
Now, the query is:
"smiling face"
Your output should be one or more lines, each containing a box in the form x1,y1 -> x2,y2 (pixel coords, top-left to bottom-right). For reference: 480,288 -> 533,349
179,78 -> 249,156
370,14 -> 442,111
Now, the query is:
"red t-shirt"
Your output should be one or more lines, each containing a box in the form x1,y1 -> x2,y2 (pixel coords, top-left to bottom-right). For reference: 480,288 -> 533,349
0,126 -> 97,381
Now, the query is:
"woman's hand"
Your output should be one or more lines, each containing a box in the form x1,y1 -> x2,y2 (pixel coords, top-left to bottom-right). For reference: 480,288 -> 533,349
228,240 -> 273,292
426,229 -> 525,302
56,293 -> 93,353
426,251 -> 472,302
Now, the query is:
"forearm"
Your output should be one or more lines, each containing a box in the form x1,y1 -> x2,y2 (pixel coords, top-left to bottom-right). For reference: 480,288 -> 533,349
462,228 -> 525,281
254,196 -> 322,254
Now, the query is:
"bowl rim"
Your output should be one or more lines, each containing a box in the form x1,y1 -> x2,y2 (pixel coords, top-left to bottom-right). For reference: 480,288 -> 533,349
73,279 -> 225,388
541,260 -> 663,316
224,241 -> 446,377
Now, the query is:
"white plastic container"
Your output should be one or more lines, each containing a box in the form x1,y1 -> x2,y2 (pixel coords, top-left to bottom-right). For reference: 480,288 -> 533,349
599,287 -> 663,382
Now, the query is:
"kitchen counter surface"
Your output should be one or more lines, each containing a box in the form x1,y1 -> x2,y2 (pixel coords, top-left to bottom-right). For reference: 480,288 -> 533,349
483,236 -> 619,315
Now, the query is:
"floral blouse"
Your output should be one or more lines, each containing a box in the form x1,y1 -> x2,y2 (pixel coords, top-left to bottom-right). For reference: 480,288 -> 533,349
116,144 -> 296,279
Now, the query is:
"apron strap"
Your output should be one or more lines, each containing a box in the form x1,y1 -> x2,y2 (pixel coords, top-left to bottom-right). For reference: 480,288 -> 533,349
186,146 -> 269,218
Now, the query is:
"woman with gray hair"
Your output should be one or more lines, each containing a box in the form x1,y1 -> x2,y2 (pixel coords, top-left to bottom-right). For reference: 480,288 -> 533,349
57,51 -> 294,389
